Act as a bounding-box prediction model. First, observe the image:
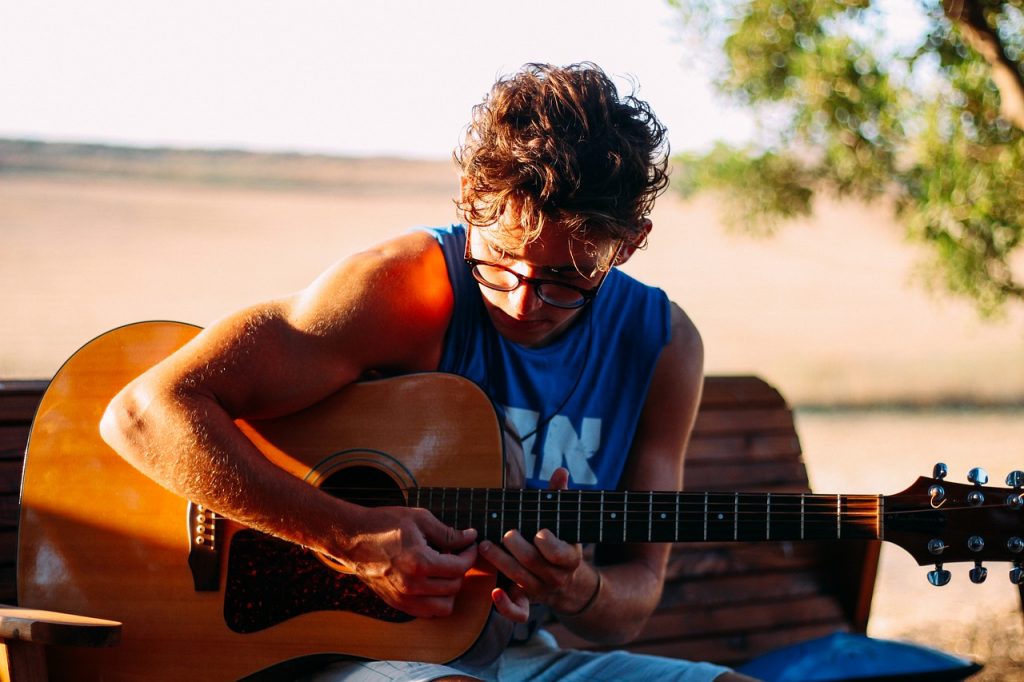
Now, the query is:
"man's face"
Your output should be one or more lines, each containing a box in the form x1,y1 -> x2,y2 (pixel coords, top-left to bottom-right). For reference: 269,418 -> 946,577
467,220 -> 619,348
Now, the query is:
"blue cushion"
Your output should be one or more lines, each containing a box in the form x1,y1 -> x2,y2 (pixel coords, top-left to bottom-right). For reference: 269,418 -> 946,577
736,632 -> 982,682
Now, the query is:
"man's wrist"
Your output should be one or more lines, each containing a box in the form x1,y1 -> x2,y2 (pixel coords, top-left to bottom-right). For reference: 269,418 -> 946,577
556,566 -> 602,617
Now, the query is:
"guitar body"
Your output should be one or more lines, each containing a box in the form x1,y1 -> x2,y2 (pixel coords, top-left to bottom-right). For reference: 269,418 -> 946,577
18,322 -> 508,681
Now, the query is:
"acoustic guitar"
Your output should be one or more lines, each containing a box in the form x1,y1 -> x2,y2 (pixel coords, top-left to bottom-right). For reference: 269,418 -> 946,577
18,321 -> 1024,681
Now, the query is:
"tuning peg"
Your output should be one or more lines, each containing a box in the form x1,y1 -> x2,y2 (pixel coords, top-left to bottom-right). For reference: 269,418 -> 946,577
969,562 -> 988,584
966,468 -> 988,506
928,564 -> 951,587
1007,472 -> 1024,509
968,467 -> 989,486
933,463 -> 948,480
1011,564 -> 1024,585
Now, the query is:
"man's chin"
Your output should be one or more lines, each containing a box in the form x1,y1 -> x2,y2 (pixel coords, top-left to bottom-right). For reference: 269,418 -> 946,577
487,311 -> 558,348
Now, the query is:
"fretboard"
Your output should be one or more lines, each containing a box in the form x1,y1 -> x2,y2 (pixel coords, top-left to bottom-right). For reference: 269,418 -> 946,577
410,488 -> 882,544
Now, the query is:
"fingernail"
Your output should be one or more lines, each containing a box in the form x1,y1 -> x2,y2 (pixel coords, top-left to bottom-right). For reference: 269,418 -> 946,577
479,540 -> 492,552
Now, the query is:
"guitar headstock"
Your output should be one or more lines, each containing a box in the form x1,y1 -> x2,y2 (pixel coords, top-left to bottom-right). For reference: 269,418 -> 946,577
884,464 -> 1024,586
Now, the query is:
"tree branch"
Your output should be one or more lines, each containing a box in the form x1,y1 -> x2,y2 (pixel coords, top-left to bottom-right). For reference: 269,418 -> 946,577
943,0 -> 1024,131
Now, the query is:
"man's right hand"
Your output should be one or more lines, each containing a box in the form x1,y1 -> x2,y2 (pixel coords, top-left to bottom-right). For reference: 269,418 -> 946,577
338,505 -> 478,618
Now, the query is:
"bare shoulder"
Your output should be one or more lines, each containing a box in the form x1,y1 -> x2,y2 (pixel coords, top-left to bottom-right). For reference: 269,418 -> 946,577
658,301 -> 704,394
132,231 -> 453,420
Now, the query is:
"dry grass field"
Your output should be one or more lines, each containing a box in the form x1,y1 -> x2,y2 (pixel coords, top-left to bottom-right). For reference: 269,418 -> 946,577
2,142 -> 1023,677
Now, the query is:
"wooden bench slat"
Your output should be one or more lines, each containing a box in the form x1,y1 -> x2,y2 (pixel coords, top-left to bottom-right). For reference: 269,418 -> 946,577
639,594 -> 846,640
687,433 -> 802,462
693,408 -> 798,436
683,461 -> 811,490
0,427 -> 31,460
699,377 -> 786,409
661,570 -> 833,609
0,383 -> 48,423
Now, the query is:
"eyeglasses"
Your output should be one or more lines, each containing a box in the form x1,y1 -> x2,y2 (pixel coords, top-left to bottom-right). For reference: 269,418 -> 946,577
463,226 -> 620,309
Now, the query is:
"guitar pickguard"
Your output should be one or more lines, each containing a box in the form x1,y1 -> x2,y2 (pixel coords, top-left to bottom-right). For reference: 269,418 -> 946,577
224,530 -> 413,633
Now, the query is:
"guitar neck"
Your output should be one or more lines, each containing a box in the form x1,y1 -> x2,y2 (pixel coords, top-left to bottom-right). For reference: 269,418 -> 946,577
411,488 -> 883,544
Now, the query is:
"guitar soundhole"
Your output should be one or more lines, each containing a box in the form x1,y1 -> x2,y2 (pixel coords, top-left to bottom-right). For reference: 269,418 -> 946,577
223,464 -> 414,634
320,465 -> 407,508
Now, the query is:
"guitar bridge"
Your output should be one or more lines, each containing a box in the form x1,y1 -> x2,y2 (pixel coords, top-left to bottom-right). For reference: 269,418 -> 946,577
187,501 -> 221,591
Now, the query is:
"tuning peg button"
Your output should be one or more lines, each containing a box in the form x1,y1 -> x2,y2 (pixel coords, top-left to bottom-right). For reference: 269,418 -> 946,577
1006,471 -> 1024,488
970,562 -> 988,584
1011,566 -> 1024,585
933,463 -> 948,480
968,467 -> 989,486
928,566 -> 952,587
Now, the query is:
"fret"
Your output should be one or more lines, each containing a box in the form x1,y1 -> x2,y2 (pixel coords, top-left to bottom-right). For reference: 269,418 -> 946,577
648,491 -> 653,542
577,491 -> 583,544
878,495 -> 884,541
703,492 -> 708,541
733,493 -> 739,540
674,492 -> 680,542
599,491 -> 605,543
500,488 -> 507,540
535,489 -> 543,538
441,488 -> 447,527
766,493 -> 771,540
483,488 -> 490,540
453,488 -> 460,529
836,494 -> 842,539
556,490 -> 562,539
800,493 -> 805,539
623,491 -> 629,542
517,489 -> 523,534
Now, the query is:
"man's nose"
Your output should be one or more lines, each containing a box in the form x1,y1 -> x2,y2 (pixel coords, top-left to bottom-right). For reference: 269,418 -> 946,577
507,279 -> 543,316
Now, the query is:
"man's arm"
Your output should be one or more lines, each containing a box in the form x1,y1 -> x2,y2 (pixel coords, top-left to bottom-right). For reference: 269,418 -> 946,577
100,232 -> 477,618
479,302 -> 705,643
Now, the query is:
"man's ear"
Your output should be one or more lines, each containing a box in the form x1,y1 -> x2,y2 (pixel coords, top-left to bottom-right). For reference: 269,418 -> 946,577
614,219 -> 653,266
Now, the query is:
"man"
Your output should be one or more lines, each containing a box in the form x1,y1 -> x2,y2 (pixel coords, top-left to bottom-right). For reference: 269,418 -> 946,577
101,63 -> 758,682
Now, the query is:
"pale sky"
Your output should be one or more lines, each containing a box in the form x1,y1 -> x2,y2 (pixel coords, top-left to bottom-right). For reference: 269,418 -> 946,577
1,0 -> 758,159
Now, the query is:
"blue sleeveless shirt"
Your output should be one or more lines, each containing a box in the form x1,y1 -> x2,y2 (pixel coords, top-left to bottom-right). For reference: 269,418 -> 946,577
425,225 -> 671,491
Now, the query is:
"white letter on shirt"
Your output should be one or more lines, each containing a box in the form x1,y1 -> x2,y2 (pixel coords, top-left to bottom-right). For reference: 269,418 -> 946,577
540,416 -> 601,485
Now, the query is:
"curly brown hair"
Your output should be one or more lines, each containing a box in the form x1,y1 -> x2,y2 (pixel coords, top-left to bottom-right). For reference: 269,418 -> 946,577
455,62 -> 669,254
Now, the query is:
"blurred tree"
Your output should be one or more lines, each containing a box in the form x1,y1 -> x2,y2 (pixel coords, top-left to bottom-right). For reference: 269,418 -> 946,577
670,0 -> 1024,315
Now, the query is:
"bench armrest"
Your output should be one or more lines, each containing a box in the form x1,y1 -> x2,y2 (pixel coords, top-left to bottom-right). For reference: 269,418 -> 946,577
0,605 -> 121,648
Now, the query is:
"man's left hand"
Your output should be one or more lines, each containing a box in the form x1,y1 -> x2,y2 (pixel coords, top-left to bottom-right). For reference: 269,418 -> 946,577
477,467 -> 591,623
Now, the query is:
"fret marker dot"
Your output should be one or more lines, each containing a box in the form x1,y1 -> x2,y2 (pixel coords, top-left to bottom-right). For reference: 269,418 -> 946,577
717,513 -> 725,520
660,513 -> 667,519
491,513 -> 498,519
610,512 -> 617,519
546,493 -> 553,500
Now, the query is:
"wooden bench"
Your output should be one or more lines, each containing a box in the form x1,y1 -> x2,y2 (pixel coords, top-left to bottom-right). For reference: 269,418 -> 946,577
0,376 -> 879,678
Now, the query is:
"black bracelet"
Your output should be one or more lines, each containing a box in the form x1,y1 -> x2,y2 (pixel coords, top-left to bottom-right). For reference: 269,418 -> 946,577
562,569 -> 602,617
